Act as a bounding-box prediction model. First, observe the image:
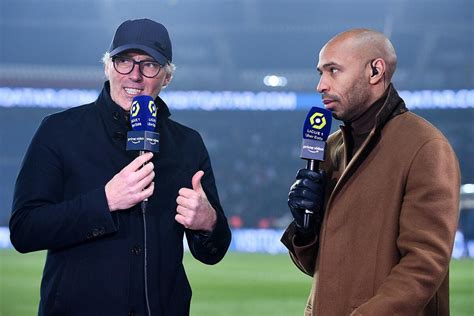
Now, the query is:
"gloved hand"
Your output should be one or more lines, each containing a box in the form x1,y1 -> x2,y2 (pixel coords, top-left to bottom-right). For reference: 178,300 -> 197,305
288,168 -> 326,235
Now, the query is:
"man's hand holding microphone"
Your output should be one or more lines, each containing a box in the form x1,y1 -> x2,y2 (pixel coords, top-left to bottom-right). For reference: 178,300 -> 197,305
288,106 -> 332,243
288,169 -> 326,240
105,152 -> 155,212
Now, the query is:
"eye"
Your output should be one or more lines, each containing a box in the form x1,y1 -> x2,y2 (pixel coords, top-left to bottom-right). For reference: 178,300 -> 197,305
115,57 -> 131,65
143,62 -> 160,69
330,67 -> 339,74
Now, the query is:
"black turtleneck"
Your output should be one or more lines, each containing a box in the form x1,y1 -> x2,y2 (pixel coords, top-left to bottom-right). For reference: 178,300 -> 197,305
343,88 -> 389,161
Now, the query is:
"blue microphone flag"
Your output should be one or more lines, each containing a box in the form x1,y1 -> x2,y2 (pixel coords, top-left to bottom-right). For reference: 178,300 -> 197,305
127,95 -> 160,153
130,95 -> 157,131
300,107 -> 332,161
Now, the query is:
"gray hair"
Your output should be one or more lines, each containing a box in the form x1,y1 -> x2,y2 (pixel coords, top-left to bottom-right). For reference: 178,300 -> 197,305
102,52 -> 176,77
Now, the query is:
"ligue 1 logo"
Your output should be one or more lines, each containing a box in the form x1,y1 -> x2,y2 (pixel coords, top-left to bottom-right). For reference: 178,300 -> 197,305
310,112 -> 327,130
131,99 -> 156,118
131,100 -> 140,118
130,96 -> 157,131
148,100 -> 157,117
302,107 -> 332,141
300,106 -> 333,161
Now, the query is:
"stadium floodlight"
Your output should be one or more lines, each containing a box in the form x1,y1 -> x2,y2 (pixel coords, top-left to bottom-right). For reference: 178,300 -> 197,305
461,184 -> 474,194
263,75 -> 287,87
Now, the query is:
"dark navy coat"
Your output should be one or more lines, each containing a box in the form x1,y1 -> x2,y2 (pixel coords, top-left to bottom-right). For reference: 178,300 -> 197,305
10,82 -> 231,316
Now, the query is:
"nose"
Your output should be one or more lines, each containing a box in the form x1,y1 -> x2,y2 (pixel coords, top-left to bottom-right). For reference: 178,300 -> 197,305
129,63 -> 143,81
316,74 -> 328,93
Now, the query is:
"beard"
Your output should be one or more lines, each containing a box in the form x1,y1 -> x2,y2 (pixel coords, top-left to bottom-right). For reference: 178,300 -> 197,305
336,76 -> 371,122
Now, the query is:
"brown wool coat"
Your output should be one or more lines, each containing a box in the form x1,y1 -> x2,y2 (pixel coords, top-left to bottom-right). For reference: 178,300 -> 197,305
282,86 -> 460,316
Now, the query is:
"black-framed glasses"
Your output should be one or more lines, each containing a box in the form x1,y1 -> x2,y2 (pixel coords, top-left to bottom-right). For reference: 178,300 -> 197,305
112,56 -> 163,78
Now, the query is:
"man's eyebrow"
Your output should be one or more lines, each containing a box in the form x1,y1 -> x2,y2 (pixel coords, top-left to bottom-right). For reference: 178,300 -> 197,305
319,62 -> 339,70
121,54 -> 156,62
317,62 -> 342,73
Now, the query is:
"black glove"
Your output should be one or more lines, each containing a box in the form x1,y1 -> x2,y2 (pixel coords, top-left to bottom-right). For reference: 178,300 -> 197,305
288,168 -> 326,235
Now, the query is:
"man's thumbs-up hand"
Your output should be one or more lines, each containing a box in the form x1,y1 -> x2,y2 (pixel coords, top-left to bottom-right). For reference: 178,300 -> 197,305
175,170 -> 217,232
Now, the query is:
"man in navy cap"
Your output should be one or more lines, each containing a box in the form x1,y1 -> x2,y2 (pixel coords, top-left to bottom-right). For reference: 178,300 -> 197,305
10,18 -> 231,316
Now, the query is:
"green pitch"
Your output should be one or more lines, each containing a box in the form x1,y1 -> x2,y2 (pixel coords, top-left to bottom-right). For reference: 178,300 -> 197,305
1,250 -> 473,315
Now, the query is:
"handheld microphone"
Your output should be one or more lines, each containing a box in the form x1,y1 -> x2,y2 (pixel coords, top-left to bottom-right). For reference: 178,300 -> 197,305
299,106 -> 333,229
126,95 -> 160,206
126,95 -> 160,153
126,96 -> 158,315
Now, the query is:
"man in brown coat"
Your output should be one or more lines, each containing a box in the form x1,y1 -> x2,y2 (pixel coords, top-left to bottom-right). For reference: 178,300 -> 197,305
281,29 -> 460,315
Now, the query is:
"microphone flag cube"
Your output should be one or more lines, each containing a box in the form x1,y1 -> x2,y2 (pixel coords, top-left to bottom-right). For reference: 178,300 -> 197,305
127,95 -> 160,153
300,107 -> 332,161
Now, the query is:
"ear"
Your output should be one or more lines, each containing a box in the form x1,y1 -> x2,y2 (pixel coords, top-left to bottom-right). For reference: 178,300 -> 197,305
368,58 -> 385,85
162,73 -> 172,87
104,62 -> 110,79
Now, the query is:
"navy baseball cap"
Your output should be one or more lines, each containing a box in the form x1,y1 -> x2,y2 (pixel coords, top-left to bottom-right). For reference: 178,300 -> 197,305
109,18 -> 172,65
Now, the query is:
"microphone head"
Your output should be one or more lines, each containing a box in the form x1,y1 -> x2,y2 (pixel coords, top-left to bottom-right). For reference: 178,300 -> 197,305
126,95 -> 160,153
130,95 -> 157,131
300,106 -> 333,161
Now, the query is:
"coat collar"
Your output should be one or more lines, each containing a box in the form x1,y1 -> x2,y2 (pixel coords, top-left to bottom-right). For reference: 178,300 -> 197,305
344,83 -> 408,163
373,83 -> 408,132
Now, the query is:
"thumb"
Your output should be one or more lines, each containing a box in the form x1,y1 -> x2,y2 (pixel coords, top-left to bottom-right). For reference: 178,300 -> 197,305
192,170 -> 205,193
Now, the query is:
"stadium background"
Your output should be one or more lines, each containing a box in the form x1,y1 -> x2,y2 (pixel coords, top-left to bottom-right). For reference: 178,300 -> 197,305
1,0 -> 473,314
